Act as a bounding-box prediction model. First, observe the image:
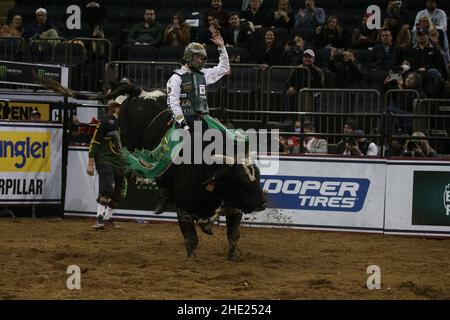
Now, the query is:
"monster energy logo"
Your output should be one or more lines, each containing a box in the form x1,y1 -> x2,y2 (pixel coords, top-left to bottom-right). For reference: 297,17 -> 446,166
37,69 -> 46,78
444,184 -> 450,216
0,65 -> 7,78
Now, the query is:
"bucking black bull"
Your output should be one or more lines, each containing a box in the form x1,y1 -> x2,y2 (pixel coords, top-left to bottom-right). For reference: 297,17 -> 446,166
118,88 -> 267,261
36,77 -> 266,261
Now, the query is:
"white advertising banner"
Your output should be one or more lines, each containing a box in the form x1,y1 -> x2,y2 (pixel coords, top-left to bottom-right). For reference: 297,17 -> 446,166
64,147 -> 178,221
64,152 -> 387,231
252,156 -> 387,232
384,160 -> 450,237
0,121 -> 62,204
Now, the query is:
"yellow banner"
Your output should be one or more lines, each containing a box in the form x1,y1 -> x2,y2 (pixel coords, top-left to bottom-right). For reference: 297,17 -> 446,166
0,131 -> 51,172
0,101 -> 50,120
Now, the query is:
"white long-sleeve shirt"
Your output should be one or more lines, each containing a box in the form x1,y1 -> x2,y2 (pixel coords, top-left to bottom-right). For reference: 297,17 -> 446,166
166,46 -> 230,119
413,8 -> 447,32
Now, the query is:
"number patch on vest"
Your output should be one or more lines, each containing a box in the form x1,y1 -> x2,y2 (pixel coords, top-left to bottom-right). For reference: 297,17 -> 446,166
199,85 -> 206,95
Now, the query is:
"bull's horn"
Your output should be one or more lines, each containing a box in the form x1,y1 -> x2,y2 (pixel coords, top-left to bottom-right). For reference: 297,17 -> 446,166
211,155 -> 235,165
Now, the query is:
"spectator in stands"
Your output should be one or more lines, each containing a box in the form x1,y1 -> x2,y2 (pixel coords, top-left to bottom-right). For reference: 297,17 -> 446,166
0,24 -> 12,37
337,120 -> 379,156
314,16 -> 347,49
408,27 -> 448,96
328,48 -> 364,88
279,119 -> 302,153
8,14 -> 23,37
70,116 -> 91,145
29,110 -> 41,121
127,8 -> 163,47
412,15 -> 433,43
280,35 -> 304,66
253,29 -> 282,69
223,12 -> 253,51
23,8 -> 59,41
429,27 -> 450,66
285,49 -> 323,119
410,132 -> 438,157
201,13 -> 223,46
369,29 -> 399,71
84,1 -> 106,35
383,71 -> 424,133
384,69 -> 425,98
267,0 -> 295,29
396,24 -> 412,50
286,49 -> 324,91
242,0 -> 267,11
164,12 -> 191,46
379,14 -> 402,41
241,0 -> 268,30
385,133 -> 407,157
413,0 -> 447,33
384,0 -> 412,31
204,0 -> 231,28
294,0 -> 326,30
303,122 -> 327,154
351,13 -> 378,49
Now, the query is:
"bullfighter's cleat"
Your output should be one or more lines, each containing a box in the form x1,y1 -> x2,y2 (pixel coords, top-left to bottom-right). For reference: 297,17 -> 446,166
92,215 -> 105,230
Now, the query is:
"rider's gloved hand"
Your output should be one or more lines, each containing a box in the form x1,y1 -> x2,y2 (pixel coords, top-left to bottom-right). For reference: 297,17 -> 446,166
175,116 -> 190,130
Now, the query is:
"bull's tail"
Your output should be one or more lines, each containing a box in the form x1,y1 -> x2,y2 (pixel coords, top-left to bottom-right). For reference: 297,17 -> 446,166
33,70 -> 99,100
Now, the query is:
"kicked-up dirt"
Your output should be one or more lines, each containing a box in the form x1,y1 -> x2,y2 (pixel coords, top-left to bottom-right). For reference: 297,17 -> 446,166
0,217 -> 449,300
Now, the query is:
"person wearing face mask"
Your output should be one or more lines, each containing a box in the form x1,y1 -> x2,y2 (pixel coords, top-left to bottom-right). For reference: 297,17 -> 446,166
384,71 -> 425,134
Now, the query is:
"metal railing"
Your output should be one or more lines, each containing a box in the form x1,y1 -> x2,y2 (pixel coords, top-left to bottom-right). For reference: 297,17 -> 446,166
384,89 -> 420,111
0,36 -> 26,61
264,65 -> 310,124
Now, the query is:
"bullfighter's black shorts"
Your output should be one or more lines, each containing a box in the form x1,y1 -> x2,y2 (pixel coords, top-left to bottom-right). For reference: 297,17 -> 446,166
96,164 -> 126,208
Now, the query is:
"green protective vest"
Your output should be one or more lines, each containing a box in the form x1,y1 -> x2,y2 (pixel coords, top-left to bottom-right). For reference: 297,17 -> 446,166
178,70 -> 209,115
122,115 -> 249,181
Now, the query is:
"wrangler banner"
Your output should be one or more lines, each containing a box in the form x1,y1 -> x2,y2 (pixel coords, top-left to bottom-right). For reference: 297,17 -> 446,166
0,60 -> 69,87
0,121 -> 63,204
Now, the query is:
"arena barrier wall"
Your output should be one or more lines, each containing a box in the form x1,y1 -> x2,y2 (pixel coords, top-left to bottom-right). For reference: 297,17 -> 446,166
384,159 -> 450,237
0,121 -> 63,204
64,150 -> 450,237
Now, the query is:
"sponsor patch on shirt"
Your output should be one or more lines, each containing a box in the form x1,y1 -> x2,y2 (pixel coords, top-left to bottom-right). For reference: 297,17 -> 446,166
182,82 -> 193,92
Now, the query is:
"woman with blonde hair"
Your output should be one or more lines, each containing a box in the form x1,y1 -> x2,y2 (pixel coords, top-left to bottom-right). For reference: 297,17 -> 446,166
412,15 -> 434,44
268,0 -> 294,29
410,131 -> 437,157
315,16 -> 346,49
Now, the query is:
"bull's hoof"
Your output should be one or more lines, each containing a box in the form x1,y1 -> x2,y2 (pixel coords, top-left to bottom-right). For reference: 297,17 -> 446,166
199,222 -> 213,235
186,251 -> 198,262
197,220 -> 213,236
227,250 -> 240,262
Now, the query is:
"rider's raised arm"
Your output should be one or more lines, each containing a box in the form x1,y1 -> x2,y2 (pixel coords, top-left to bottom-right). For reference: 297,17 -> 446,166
166,73 -> 184,120
203,43 -> 230,85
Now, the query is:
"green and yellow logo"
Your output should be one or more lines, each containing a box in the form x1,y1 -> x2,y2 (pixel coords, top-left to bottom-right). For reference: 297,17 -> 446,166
37,69 -> 46,78
0,65 -> 7,79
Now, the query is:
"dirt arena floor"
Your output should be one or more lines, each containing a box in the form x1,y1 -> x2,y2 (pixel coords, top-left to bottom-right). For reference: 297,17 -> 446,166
1,217 -> 450,300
